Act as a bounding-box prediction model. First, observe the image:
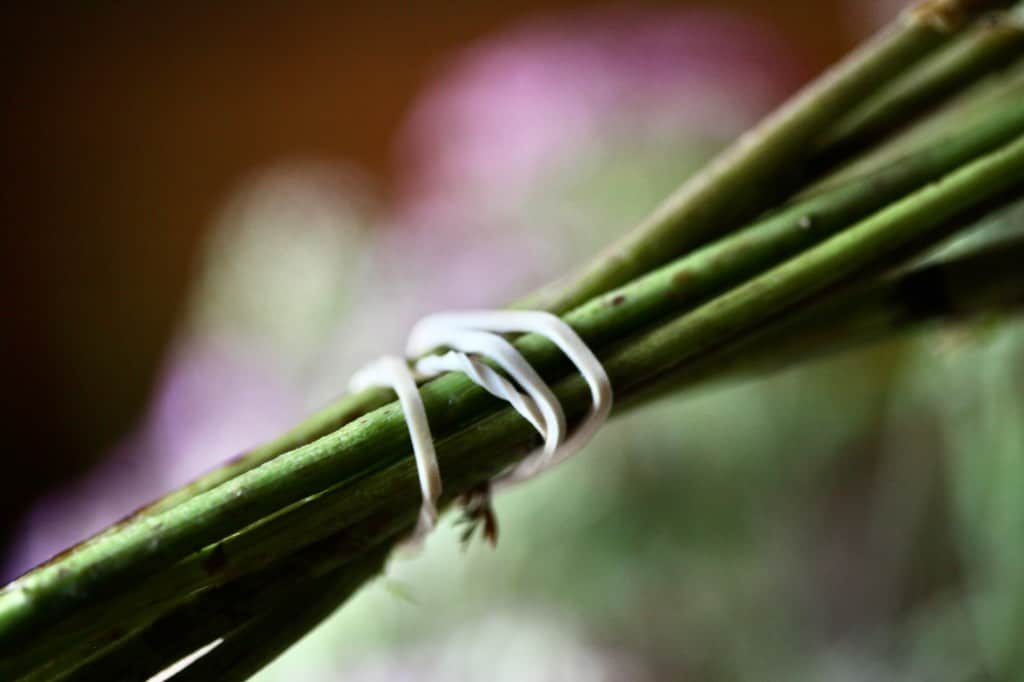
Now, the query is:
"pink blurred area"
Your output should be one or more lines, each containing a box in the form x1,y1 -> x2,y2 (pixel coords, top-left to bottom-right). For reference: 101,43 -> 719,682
394,7 -> 803,216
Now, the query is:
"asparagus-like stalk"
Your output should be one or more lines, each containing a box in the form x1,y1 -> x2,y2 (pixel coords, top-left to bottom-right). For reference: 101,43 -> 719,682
61,542 -> 394,682
6,131 -> 1023,681
75,0 -> 991,527
163,546 -> 392,682
630,224 -> 1024,407
817,2 -> 1024,159
65,229 -> 1024,682
1,4 -> 1017,679
809,56 -> 1024,194
18,85 -> 1024,680
515,0 -> 996,314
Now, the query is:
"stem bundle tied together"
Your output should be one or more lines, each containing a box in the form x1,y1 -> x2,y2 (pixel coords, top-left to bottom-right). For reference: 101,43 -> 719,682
3,1 -> 1023,680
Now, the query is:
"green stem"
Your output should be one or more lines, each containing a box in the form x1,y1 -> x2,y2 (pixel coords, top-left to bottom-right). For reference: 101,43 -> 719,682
5,131 -> 1023,681
137,387 -> 395,517
817,4 -> 1024,159
515,0 -> 991,314
58,37 -> 1023,567
98,0 -> 985,528
1,5 -> 1017,678
807,54 -> 1024,195
60,542 -> 393,682
629,226 -> 1024,407
13,0 -> 989,563
76,228 -> 1024,682
162,549 -> 392,682
17,91 -> 1024,677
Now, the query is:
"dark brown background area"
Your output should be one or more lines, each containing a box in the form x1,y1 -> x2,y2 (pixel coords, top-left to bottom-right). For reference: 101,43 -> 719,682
0,2 -> 853,545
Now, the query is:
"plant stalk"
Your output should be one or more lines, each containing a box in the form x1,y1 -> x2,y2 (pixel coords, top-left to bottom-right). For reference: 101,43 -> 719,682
4,131 -> 1023,681
818,4 -> 1024,159
70,228 -> 1024,682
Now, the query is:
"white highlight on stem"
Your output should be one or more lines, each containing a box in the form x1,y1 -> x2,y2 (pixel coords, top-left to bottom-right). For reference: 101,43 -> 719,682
148,638 -> 223,682
350,310 -> 612,544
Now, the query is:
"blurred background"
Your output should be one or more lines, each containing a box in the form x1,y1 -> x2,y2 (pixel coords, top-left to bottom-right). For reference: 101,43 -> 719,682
4,0 -> 1023,680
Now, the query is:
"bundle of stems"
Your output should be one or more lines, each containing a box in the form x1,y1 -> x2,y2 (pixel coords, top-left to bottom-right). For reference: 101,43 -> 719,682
3,2 -> 1024,680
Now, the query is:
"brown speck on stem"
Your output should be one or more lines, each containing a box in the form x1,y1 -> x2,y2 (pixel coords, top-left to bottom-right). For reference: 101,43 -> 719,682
672,269 -> 694,290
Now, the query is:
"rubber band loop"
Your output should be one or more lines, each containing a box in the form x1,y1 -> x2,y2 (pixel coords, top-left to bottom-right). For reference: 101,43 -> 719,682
409,324 -> 564,458
410,311 -> 611,484
415,351 -> 547,438
349,310 -> 612,545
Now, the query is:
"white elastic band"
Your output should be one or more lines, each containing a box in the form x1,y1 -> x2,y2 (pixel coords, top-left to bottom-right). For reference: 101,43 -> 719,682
415,351 -> 548,438
409,311 -> 611,485
348,355 -> 441,540
409,324 -> 565,459
349,310 -> 612,544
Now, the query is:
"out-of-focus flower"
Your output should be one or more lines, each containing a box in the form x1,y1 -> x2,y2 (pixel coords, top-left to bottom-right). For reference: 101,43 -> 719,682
381,7 -> 805,313
189,162 -> 374,366
395,6 -> 802,223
